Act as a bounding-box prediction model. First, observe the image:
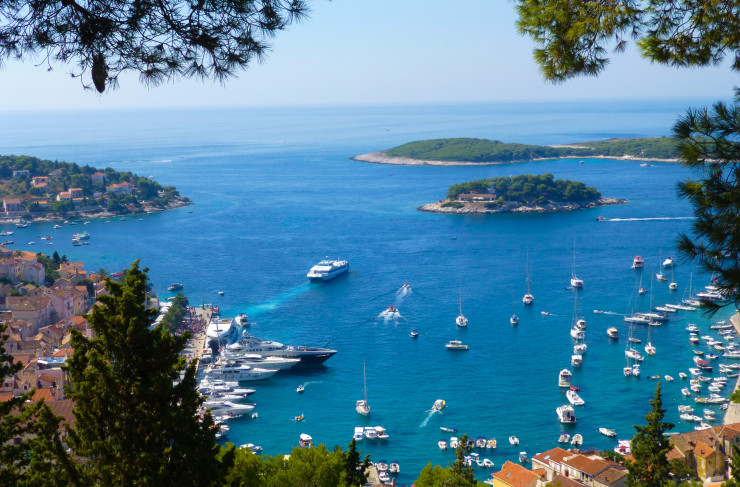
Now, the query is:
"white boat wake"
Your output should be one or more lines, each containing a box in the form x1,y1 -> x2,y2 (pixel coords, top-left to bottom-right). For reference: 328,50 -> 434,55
395,284 -> 412,303
420,410 -> 437,427
378,309 -> 403,320
600,217 -> 693,222
298,380 -> 323,389
244,283 -> 311,316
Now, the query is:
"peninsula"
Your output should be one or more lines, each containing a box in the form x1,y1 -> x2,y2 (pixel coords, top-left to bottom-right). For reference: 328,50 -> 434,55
420,174 -> 625,214
352,137 -> 680,165
0,155 -> 190,222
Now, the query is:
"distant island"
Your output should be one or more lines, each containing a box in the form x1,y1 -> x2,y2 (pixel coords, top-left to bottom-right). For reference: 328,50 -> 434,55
352,137 -> 679,165
0,155 -> 190,222
420,174 -> 625,214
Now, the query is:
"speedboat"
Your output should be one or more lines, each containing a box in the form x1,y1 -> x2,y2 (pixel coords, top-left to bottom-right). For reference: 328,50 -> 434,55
486,438 -> 497,449
374,426 -> 389,440
482,458 -> 494,468
566,390 -> 585,406
438,440 -> 448,450
299,434 -> 312,448
294,414 -> 304,422
570,434 -> 583,446
385,305 -> 399,315
378,471 -> 390,483
509,436 -> 519,446
557,404 -> 577,423
571,354 -> 582,367
296,385 -> 304,393
519,452 -> 529,464
599,427 -> 617,437
510,314 -> 519,325
440,425 -> 457,432
663,257 -> 674,268
432,399 -> 446,411
445,340 -> 469,350
607,327 -> 619,338
632,256 -> 644,268
234,313 -> 249,327
307,259 -> 349,281
558,369 -> 572,388
476,436 -> 487,448
354,427 -> 364,441
389,462 -> 400,474
682,388 -> 691,396
558,434 -> 570,443
639,287 -> 648,294
665,375 -> 674,381
409,329 -> 419,338
614,439 -> 631,455
450,437 -> 458,448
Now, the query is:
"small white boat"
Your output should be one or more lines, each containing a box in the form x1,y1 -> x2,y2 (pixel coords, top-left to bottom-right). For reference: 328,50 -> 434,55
378,471 -> 390,483
354,427 -> 365,441
599,427 -> 617,437
607,327 -> 619,338
663,257 -> 674,268
571,354 -> 582,367
519,451 -> 529,464
486,438 -> 497,449
682,388 -> 691,396
450,437 -> 458,448
566,389 -> 585,406
298,433 -> 312,448
440,426 -> 457,432
570,434 -> 583,446
614,439 -> 631,455
557,404 -> 577,423
510,314 -> 519,325
632,364 -> 641,377
476,436 -> 487,448
432,399 -> 446,411
558,369 -> 572,388
482,458 -> 494,468
445,340 -> 469,351
558,433 -> 570,443
509,436 -> 519,446
632,256 -> 644,268
665,375 -> 674,381
438,440 -> 448,450
389,462 -> 400,474
296,385 -> 304,393
623,366 -> 632,377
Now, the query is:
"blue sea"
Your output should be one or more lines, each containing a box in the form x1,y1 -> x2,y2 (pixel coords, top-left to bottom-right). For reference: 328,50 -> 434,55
1,98 -> 735,485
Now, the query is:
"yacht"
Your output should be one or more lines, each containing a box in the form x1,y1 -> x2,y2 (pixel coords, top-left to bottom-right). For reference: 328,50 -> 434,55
558,369 -> 572,387
445,340 -> 469,350
607,327 -> 619,339
663,257 -> 675,268
203,362 -> 278,381
566,390 -> 585,406
307,259 -> 349,281
599,427 -> 617,437
217,353 -> 301,370
206,317 -> 236,341
234,313 -> 249,327
571,354 -> 583,367
167,283 -> 183,291
556,404 -> 577,423
632,256 -> 644,268
202,400 -> 255,416
229,333 -> 337,364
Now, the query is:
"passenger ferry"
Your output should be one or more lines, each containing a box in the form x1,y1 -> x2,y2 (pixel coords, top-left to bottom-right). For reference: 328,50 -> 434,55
307,259 -> 349,281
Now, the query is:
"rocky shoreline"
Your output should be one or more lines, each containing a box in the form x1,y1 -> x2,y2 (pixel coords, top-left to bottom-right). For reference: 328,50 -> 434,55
418,197 -> 626,214
351,151 -> 680,166
0,196 -> 192,225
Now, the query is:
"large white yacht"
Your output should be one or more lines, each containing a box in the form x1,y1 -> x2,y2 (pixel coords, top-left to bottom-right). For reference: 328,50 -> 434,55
203,362 -> 278,381
307,259 -> 349,281
558,369 -> 572,387
230,333 -> 337,364
206,317 -> 235,341
556,404 -> 577,424
217,352 -> 301,370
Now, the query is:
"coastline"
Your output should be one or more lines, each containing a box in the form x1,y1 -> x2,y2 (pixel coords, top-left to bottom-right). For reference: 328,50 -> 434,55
350,151 -> 681,166
418,197 -> 626,215
0,196 -> 191,225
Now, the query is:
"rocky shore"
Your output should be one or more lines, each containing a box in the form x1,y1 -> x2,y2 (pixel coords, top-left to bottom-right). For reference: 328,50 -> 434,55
351,151 -> 680,166
418,197 -> 626,214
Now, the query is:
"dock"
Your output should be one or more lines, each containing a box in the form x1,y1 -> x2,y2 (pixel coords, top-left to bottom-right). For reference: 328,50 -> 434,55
723,313 -> 740,424
181,306 -> 214,374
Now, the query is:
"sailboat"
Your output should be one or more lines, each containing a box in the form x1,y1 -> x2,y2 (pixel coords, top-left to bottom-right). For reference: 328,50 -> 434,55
656,250 -> 668,281
510,296 -> 519,325
456,279 -> 468,327
570,241 -> 584,288
571,289 -> 586,365
669,265 -> 678,290
683,273 -> 701,306
645,282 -> 656,355
522,250 -> 534,305
356,361 -> 370,416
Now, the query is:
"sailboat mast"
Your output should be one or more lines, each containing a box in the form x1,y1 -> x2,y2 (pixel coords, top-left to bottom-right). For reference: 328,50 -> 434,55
363,361 -> 367,403
526,250 -> 531,294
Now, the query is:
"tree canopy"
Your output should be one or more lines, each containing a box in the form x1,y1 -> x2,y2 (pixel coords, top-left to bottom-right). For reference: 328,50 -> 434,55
447,174 -> 601,204
0,0 -> 307,93
515,0 -> 740,82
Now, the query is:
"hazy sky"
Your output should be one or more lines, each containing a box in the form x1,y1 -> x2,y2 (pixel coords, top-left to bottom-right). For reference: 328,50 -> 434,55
0,0 -> 735,110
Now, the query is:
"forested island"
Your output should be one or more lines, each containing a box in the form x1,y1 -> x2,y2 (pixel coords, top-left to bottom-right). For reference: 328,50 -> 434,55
420,174 -> 625,214
352,137 -> 679,165
0,155 -> 190,221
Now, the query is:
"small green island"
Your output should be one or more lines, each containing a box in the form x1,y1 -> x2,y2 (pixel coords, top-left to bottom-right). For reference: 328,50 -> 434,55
420,173 -> 625,214
352,136 -> 679,165
0,154 -> 190,222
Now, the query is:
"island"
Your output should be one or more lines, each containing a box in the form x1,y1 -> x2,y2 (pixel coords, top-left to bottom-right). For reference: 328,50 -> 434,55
420,174 -> 625,214
0,155 -> 190,222
352,137 -> 680,165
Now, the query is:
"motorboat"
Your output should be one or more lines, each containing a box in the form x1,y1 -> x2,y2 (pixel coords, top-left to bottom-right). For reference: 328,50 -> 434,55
294,414 -> 304,422
599,427 -> 617,437
203,362 -> 278,381
629,337 -> 641,344
558,369 -> 572,387
486,438 -> 497,449
438,440 -> 448,450
665,375 -> 674,381
482,458 -> 494,468
229,333 -> 337,364
356,362 -> 370,416
623,366 -> 632,377
519,451 -> 529,464
374,426 -> 389,440
566,390 -> 585,406
202,400 -> 255,417
375,460 -> 388,471
663,257 -> 674,268
625,348 -> 644,361
307,259 -> 349,281
571,354 -> 583,367
354,427 -> 364,441
450,437 -> 458,449
556,404 -> 577,423
299,434 -> 312,448
614,439 -> 631,455
476,436 -> 487,448
632,364 -> 641,377
682,388 -> 691,396
234,313 -> 249,327
558,434 -> 570,443
389,462 -> 400,474
218,353 -> 301,370
607,327 -> 619,338
445,340 -> 469,350
385,305 -> 399,315
409,329 -> 419,338
440,425 -> 457,432
541,311 -> 552,316
639,287 -> 648,294
378,471 -> 390,483
570,434 -> 583,446
432,399 -> 446,411
509,436 -> 519,445
632,255 -> 644,268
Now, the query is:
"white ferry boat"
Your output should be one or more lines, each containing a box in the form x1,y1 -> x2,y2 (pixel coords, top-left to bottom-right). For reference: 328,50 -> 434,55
206,317 -> 235,341
307,259 -> 349,281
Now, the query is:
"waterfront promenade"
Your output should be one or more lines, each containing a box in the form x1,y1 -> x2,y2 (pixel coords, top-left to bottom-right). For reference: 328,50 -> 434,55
724,313 -> 740,424
181,306 -> 213,373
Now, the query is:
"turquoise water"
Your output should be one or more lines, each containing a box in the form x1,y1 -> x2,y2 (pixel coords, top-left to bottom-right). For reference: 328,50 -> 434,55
0,99 -> 735,484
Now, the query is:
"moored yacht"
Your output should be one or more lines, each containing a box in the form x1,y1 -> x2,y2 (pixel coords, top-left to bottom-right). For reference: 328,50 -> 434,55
558,369 -> 572,387
206,317 -> 235,341
556,404 -> 577,423
632,256 -> 644,268
607,327 -> 619,339
230,333 -> 337,364
445,340 -> 470,350
307,259 -> 349,281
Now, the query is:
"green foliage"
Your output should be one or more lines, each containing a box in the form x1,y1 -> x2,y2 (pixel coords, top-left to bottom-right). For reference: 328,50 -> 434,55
344,438 -> 370,486
723,445 -> 740,487
415,434 -> 481,487
447,174 -> 601,204
260,445 -> 347,487
384,137 -> 679,163
161,293 -> 190,334
414,463 -> 456,486
625,382 -> 674,487
64,261 -> 226,486
0,1 -> 307,92
674,92 -> 740,313
36,253 -> 60,285
514,1 -> 740,81
441,201 -> 464,209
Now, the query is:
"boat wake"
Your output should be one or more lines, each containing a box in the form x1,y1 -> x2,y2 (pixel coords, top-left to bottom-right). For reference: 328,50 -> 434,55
243,282 -> 311,316
378,309 -> 403,320
600,217 -> 693,222
420,410 -> 437,427
298,381 -> 323,389
395,283 -> 412,302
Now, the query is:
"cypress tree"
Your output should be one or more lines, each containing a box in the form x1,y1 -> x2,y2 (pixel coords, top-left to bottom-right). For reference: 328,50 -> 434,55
64,261 -> 228,486
626,382 -> 674,487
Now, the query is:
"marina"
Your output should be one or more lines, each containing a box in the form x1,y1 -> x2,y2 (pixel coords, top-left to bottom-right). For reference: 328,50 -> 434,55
3,100 -> 735,484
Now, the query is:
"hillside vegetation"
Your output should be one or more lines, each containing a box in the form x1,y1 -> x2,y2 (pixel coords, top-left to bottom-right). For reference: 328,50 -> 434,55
447,174 -> 601,205
384,137 -> 679,162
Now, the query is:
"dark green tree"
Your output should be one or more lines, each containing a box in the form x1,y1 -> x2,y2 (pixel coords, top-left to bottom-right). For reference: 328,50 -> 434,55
63,261 -> 228,486
625,382 -> 674,487
0,0 -> 307,93
723,445 -> 740,487
414,463 -> 456,487
343,438 -> 370,486
260,444 -> 346,487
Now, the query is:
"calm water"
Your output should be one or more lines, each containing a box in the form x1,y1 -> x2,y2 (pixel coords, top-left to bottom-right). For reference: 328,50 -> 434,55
0,99 -> 734,484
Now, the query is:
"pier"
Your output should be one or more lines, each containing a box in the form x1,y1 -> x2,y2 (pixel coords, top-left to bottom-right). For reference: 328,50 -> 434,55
724,313 -> 740,424
181,305 -> 214,374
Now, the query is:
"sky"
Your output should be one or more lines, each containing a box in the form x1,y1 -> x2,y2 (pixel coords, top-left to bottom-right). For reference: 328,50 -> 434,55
0,0 -> 736,110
